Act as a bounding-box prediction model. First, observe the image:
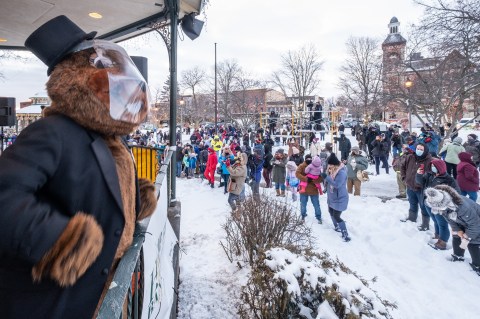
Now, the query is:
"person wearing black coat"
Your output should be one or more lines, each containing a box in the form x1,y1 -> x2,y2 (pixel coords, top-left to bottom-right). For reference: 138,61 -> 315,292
416,159 -> 460,249
335,132 -> 351,161
371,134 -> 389,175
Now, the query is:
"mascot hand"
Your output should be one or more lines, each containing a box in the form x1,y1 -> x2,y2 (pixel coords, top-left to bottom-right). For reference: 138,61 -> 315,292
138,178 -> 157,220
32,213 -> 104,287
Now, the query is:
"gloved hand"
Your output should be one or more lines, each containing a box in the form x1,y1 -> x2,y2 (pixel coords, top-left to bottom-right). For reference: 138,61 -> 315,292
225,159 -> 231,167
460,237 -> 470,250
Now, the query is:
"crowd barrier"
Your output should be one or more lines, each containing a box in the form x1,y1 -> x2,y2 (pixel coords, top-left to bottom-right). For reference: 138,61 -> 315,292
97,148 -> 179,319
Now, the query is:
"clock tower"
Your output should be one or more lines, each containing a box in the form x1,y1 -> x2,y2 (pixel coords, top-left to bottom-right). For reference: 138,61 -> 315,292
382,17 -> 407,98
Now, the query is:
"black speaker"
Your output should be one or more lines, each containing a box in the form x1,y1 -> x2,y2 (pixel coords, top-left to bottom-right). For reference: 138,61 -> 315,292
131,56 -> 148,83
181,13 -> 204,40
0,97 -> 16,127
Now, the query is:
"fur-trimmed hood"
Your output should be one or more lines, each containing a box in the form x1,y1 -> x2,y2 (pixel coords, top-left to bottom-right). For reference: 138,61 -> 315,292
433,184 -> 464,205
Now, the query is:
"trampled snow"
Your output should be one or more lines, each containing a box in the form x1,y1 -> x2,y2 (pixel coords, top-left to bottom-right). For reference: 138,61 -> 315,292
177,129 -> 480,319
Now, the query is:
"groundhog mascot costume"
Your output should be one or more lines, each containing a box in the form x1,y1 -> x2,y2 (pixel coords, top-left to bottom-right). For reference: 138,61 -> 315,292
0,16 -> 157,318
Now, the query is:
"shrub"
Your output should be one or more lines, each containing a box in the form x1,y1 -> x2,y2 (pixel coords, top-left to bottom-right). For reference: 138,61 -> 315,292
220,195 -> 313,267
238,247 -> 396,319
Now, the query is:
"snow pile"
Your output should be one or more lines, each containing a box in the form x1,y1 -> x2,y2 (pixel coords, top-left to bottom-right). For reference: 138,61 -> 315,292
252,247 -> 395,319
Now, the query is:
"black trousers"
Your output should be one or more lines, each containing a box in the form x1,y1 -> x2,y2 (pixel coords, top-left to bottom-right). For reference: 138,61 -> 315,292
452,236 -> 480,266
446,162 -> 457,179
329,207 -> 344,223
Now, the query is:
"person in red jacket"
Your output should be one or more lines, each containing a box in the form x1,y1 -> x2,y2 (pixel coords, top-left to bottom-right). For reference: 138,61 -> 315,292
204,147 -> 218,188
457,152 -> 479,202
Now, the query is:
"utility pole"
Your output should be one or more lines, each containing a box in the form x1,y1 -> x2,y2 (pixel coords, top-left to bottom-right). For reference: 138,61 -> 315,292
214,42 -> 218,135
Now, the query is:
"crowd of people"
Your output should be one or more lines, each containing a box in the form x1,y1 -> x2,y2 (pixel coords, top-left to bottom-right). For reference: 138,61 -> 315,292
170,121 -> 480,276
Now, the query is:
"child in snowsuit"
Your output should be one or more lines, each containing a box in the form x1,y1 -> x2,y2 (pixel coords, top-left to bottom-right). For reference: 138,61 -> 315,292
299,156 -> 323,194
286,160 -> 300,201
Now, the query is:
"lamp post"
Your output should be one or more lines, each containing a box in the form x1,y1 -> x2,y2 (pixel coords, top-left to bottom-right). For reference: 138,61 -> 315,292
179,97 -> 185,132
405,78 -> 413,132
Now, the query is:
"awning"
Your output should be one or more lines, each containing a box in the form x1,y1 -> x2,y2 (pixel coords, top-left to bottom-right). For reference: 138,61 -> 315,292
0,0 -> 204,50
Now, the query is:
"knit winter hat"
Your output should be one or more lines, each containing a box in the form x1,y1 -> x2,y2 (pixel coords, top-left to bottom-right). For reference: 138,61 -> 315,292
468,133 -> 477,140
351,146 -> 360,154
424,187 -> 457,213
327,153 -> 341,166
452,137 -> 463,144
292,146 -> 300,155
276,148 -> 285,154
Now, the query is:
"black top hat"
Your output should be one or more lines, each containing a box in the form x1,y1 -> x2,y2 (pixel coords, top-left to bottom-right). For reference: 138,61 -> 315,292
25,15 -> 97,76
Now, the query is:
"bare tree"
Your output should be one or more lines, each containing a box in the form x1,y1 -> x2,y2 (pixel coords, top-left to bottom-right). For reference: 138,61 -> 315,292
180,66 -> 203,108
386,0 -> 480,134
338,37 -> 383,119
216,59 -> 242,122
271,44 -> 324,109
0,50 -> 27,80
230,71 -> 262,129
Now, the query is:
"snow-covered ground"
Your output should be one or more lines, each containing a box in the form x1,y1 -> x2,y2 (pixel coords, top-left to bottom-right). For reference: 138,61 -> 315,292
177,129 -> 480,319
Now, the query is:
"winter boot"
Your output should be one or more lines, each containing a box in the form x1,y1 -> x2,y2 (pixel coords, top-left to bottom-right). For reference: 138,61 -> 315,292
210,181 -> 215,188
451,254 -> 465,262
330,215 -> 340,232
275,189 -> 280,196
280,189 -> 286,197
470,263 -> 480,276
432,233 -> 439,240
433,239 -> 447,250
417,215 -> 430,231
400,210 -> 417,223
395,194 -> 406,199
338,221 -> 351,242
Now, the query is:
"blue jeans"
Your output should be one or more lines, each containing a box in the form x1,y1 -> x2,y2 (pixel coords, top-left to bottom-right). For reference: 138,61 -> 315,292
275,183 -> 286,191
425,205 -> 450,241
406,187 -> 428,219
392,146 -> 402,157
461,190 -> 478,202
300,194 -> 322,220
176,161 -> 182,177
374,156 -> 389,174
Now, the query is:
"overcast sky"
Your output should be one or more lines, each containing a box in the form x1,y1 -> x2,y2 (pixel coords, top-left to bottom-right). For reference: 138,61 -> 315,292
0,0 -> 425,107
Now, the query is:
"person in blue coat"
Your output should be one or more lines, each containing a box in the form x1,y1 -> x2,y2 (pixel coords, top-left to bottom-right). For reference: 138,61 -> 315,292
322,153 -> 351,241
219,147 -> 235,194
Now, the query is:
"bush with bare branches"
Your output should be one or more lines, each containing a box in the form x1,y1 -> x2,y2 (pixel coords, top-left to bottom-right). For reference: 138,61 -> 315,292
220,195 -> 313,267
237,248 -> 396,319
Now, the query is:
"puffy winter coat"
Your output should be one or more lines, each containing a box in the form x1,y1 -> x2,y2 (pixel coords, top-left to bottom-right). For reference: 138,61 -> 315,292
436,186 -> 480,245
211,138 -> 223,152
219,154 -> 234,175
439,142 -> 464,164
336,136 -> 351,153
463,140 -> 480,164
227,155 -> 247,196
271,155 -> 288,184
401,150 -> 433,190
295,162 -> 323,195
325,166 -> 349,211
309,142 -> 322,157
457,152 -> 479,192
416,160 -> 459,206
346,154 -> 369,180
370,139 -> 389,157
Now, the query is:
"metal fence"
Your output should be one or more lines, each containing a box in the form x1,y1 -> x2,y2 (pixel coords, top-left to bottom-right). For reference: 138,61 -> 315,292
97,147 -> 177,319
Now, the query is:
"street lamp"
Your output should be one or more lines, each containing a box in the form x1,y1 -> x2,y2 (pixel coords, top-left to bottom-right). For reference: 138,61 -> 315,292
405,78 -> 413,132
179,97 -> 185,132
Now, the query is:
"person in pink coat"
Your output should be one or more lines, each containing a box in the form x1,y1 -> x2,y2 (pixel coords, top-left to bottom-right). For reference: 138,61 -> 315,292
204,147 -> 218,188
456,152 -> 479,202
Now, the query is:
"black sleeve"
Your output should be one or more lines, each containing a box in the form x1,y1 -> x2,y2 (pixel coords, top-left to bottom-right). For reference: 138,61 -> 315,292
0,121 -> 70,264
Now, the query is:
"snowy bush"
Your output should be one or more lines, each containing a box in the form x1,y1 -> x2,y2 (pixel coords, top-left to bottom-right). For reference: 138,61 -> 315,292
220,195 -> 313,267
237,247 -> 396,319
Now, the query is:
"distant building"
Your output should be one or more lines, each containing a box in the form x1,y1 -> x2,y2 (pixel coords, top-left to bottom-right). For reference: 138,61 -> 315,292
16,92 -> 51,131
382,17 -> 479,123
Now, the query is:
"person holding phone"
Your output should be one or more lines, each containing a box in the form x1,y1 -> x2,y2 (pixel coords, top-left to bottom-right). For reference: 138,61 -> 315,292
400,143 -> 433,229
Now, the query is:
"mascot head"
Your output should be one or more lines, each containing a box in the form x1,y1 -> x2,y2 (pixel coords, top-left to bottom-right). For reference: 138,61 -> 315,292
25,15 -> 150,135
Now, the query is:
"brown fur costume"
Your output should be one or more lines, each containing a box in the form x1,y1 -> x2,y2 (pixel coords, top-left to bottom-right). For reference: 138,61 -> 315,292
33,49 -> 157,309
